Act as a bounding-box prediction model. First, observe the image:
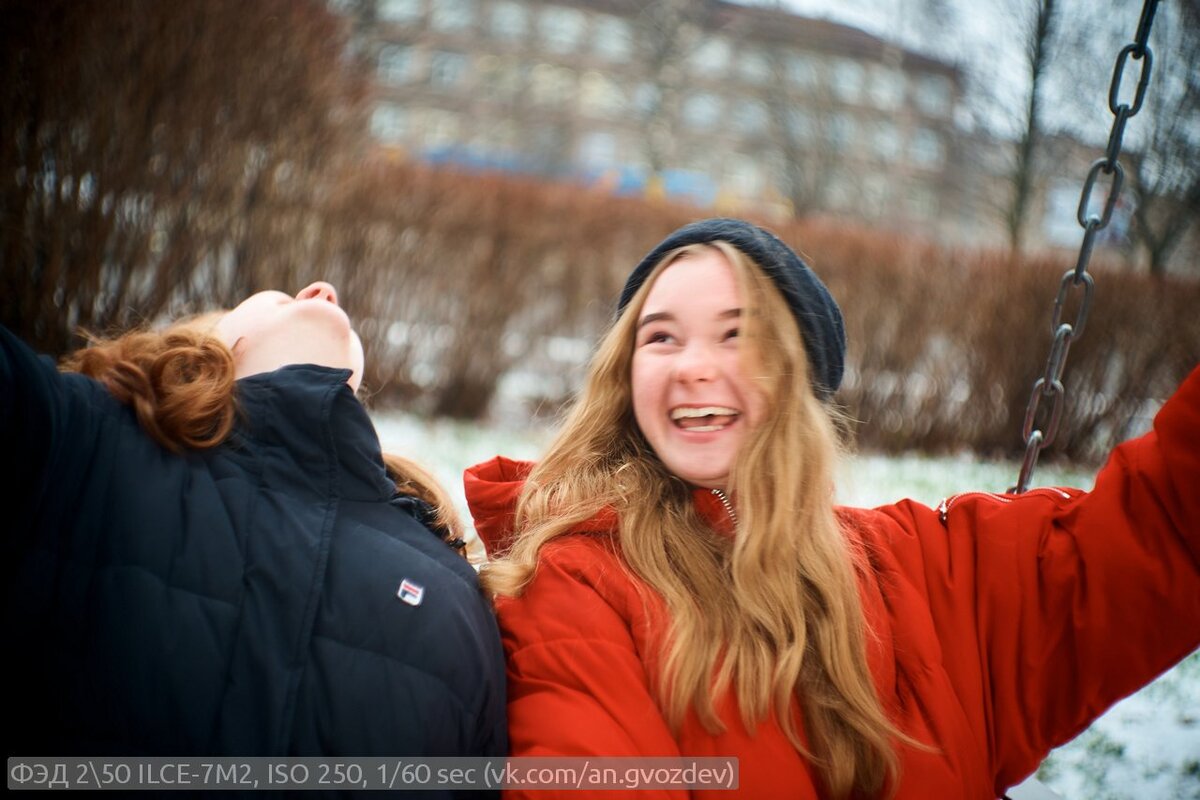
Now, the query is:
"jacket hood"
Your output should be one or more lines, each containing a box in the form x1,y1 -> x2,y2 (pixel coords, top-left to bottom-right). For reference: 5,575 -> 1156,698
464,456 -> 534,554
464,457 -> 736,555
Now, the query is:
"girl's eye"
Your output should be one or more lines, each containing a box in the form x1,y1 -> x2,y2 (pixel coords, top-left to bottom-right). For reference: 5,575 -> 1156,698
642,331 -> 673,345
723,327 -> 740,341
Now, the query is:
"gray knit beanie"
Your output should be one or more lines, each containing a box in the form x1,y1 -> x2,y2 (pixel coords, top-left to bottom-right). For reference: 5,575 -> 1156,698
617,218 -> 845,401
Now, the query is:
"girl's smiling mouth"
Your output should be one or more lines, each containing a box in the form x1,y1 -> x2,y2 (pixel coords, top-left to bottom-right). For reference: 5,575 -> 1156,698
670,406 -> 741,432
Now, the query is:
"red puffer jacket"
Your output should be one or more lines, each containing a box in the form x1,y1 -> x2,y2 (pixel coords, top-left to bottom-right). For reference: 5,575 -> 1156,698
465,367 -> 1200,799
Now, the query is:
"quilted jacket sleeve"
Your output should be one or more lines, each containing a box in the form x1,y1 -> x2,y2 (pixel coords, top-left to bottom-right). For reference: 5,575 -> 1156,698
496,537 -> 687,800
878,365 -> 1200,794
1,326 -> 103,544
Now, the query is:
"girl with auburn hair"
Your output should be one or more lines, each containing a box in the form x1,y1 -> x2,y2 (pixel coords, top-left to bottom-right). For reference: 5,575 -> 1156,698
3,282 -> 506,771
61,307 -> 459,533
464,218 -> 1200,799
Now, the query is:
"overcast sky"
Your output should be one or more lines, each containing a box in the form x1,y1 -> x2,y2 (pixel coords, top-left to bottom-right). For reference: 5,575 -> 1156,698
765,0 -> 1030,136
768,0 -> 1151,143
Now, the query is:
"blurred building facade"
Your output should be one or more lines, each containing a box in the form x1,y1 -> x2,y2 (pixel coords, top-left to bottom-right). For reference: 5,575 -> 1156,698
333,0 -> 1109,250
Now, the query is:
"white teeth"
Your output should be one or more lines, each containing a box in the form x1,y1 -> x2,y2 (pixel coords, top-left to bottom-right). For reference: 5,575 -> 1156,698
670,406 -> 740,420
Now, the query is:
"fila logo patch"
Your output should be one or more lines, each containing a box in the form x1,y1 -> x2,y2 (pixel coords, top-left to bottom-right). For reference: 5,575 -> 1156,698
397,578 -> 425,607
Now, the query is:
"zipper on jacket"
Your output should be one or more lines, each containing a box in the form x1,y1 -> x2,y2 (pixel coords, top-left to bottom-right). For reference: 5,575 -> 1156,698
711,488 -> 739,526
936,486 -> 1075,523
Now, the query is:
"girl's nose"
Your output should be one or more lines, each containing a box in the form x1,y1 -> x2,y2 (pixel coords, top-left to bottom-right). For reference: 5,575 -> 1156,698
673,342 -> 717,384
296,281 -> 338,306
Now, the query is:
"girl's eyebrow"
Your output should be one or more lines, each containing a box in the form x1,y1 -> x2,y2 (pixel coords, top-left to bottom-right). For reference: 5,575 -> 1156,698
637,311 -> 673,329
638,308 -> 742,329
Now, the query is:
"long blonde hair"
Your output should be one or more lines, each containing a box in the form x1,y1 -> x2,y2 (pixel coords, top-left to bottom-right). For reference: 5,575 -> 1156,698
484,242 -> 904,797
63,313 -> 465,547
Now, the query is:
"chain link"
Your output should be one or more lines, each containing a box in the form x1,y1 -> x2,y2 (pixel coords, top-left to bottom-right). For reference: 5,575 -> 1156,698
1012,0 -> 1158,494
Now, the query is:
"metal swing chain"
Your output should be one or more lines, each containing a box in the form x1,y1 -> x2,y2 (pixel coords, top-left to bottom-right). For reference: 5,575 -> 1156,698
1012,0 -> 1159,495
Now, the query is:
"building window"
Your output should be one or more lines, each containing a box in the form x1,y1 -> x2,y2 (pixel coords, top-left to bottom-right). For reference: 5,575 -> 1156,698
733,100 -> 768,136
915,74 -> 952,117
867,65 -> 905,110
530,63 -> 575,105
580,71 -> 623,118
739,51 -> 771,84
862,174 -> 887,216
593,15 -> 632,61
870,120 -> 900,159
632,82 -> 660,116
827,171 -> 854,208
370,103 -> 408,143
377,0 -> 422,24
478,54 -> 523,98
419,109 -> 462,149
1043,180 -> 1085,245
725,154 -> 762,196
578,130 -> 618,169
832,59 -> 864,103
785,108 -> 815,141
910,127 -> 944,166
529,124 -> 571,171
377,44 -> 415,85
479,120 -> 518,157
906,183 -> 938,217
828,112 -> 857,150
788,53 -> 819,88
682,92 -> 722,128
429,51 -> 468,89
690,37 -> 732,76
430,0 -> 474,33
490,1 -> 527,41
539,5 -> 585,54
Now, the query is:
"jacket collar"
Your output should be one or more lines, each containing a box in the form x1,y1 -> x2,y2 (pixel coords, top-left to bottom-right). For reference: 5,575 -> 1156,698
693,488 -> 737,536
465,457 -> 620,554
233,364 -> 394,502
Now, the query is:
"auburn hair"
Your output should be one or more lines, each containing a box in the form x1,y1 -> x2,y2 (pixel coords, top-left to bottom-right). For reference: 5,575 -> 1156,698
61,313 -> 464,546
483,242 -> 910,798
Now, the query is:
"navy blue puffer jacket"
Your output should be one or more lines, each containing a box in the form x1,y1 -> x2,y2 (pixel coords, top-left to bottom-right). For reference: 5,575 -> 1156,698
2,327 -> 506,777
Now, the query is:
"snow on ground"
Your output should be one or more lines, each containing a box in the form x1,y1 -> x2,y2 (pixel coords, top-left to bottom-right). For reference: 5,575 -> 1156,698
371,410 -> 1199,800
1036,651 -> 1200,799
